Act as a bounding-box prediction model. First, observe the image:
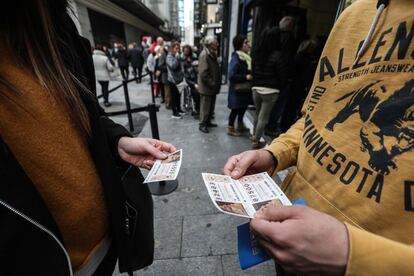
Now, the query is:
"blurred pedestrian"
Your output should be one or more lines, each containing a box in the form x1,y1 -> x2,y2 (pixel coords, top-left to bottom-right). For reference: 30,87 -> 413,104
182,45 -> 200,116
282,39 -> 318,128
113,43 -> 130,80
155,44 -> 169,106
227,35 -> 253,137
103,45 -> 115,66
166,42 -> 185,119
128,42 -> 144,83
93,44 -> 114,107
198,36 -> 221,133
0,0 -> 177,274
146,47 -> 160,98
265,16 -> 298,136
251,27 -> 288,148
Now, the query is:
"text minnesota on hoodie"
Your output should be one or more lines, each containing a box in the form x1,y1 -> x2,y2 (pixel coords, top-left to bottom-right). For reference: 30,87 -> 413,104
298,2 -> 414,211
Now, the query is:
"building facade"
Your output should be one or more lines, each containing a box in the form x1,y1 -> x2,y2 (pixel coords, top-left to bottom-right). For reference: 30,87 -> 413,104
69,0 -> 179,47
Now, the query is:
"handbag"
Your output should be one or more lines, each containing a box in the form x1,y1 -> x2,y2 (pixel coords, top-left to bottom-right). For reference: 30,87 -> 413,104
234,81 -> 253,93
118,165 -> 154,273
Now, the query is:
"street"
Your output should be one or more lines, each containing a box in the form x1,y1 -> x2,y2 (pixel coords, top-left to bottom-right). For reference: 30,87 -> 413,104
105,78 -> 276,275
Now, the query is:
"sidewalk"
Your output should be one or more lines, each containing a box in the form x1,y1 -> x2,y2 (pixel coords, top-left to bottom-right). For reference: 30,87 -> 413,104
104,78 -> 276,276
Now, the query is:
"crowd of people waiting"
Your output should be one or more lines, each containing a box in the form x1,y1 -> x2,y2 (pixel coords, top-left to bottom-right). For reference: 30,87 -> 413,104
91,16 -> 320,149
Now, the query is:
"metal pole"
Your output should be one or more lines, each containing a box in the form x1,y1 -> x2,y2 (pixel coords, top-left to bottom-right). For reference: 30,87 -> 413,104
123,80 -> 134,132
149,72 -> 156,104
148,103 -> 160,140
147,103 -> 178,195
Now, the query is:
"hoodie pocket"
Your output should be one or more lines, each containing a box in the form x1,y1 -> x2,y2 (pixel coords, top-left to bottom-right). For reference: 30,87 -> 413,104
282,168 -> 362,228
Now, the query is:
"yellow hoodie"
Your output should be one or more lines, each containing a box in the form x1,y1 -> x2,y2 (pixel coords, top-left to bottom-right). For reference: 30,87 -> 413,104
266,0 -> 414,275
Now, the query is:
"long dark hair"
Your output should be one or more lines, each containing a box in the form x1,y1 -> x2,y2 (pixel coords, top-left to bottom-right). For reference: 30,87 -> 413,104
252,26 -> 281,62
0,0 -> 92,136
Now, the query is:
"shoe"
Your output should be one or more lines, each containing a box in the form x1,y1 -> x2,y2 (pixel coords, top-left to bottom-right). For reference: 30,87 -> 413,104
103,101 -> 112,107
237,122 -> 250,132
171,114 -> 182,119
227,126 -> 241,136
191,111 -> 200,116
199,126 -> 209,133
207,122 -> 218,127
252,140 -> 266,149
179,111 -> 187,116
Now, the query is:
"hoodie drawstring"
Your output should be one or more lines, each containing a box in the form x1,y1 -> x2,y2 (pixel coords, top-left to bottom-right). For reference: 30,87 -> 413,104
353,0 -> 390,66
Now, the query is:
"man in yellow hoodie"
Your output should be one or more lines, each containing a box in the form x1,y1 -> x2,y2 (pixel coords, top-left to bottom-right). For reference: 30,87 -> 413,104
224,0 -> 414,274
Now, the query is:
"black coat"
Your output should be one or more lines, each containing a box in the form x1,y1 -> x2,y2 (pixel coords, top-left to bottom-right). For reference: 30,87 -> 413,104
0,14 -> 153,275
128,48 -> 144,68
228,52 -> 252,109
114,48 -> 130,67
252,50 -> 288,90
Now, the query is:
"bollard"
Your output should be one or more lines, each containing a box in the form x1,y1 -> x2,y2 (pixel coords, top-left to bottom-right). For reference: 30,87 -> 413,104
147,103 -> 178,195
149,72 -> 156,104
122,80 -> 134,132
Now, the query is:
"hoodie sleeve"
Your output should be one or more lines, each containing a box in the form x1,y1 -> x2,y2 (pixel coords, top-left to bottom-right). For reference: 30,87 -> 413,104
344,224 -> 414,276
265,116 -> 304,171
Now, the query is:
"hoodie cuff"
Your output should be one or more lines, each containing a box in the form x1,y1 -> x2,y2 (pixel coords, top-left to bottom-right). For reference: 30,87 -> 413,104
264,141 -> 292,172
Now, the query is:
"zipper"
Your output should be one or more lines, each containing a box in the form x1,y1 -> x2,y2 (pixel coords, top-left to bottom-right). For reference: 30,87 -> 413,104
0,199 -> 73,276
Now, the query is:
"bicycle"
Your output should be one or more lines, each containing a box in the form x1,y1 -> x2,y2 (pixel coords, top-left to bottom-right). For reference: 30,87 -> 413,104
182,84 -> 195,114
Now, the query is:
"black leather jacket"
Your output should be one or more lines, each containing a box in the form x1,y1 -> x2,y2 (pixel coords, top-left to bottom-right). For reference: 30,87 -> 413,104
252,50 -> 289,90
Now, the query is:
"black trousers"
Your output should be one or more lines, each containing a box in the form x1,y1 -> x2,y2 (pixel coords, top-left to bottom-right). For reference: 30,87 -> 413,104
169,82 -> 181,115
229,108 -> 247,127
132,64 -> 143,82
191,88 -> 200,112
98,81 -> 110,103
120,66 -> 129,80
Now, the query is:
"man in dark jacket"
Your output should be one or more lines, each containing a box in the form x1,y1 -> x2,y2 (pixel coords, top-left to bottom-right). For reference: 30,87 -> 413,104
128,43 -> 144,83
197,36 -> 221,133
114,43 -> 130,80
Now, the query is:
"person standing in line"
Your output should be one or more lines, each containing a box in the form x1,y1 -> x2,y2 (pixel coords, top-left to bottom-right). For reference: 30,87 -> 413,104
198,36 -> 221,133
227,35 -> 253,137
282,39 -> 318,129
128,42 -> 144,83
251,27 -> 288,148
146,47 -> 160,98
166,42 -> 185,119
182,45 -> 200,117
265,16 -> 298,137
93,44 -> 114,107
114,43 -> 130,80
103,45 -> 115,66
155,45 -> 169,105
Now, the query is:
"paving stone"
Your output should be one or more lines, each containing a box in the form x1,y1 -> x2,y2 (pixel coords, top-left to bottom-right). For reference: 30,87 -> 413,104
221,254 -> 275,276
151,167 -> 221,218
153,216 -> 182,259
181,213 -> 248,257
134,256 -> 223,276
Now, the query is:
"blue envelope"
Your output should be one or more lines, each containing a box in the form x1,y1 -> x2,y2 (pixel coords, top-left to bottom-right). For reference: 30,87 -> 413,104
237,198 -> 307,270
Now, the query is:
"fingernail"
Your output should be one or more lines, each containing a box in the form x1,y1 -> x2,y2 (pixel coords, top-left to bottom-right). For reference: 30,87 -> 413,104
231,170 -> 240,177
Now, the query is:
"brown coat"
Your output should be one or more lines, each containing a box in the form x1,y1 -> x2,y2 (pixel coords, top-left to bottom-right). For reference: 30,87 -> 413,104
197,48 -> 221,95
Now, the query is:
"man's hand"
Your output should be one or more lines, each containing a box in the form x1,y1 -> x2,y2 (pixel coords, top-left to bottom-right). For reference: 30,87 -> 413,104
117,137 -> 176,170
223,150 -> 276,179
251,205 -> 349,275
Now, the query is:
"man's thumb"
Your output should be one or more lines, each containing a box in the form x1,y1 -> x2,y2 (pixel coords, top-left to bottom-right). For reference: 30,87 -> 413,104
231,152 -> 256,179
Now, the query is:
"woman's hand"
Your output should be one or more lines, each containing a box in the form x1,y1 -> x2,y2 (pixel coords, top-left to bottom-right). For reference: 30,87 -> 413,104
117,137 -> 177,169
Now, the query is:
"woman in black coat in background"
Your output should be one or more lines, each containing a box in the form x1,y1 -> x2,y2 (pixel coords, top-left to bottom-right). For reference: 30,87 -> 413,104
227,35 -> 253,137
